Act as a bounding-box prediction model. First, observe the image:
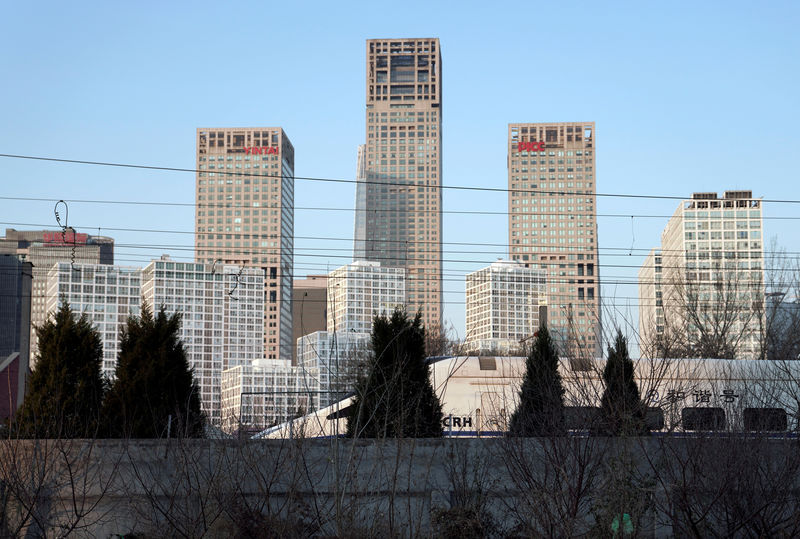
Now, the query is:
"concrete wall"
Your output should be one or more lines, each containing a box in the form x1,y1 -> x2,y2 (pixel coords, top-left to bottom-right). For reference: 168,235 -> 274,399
1,437 -> 799,537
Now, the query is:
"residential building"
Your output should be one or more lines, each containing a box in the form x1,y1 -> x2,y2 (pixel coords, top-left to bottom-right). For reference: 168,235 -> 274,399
507,122 -> 600,358
44,263 -> 141,379
221,359 -> 321,435
141,256 -> 264,424
363,38 -> 442,333
297,260 -> 404,406
639,191 -> 765,359
0,255 -> 32,423
327,260 -> 405,334
291,275 -> 328,364
638,249 -> 664,357
465,260 -> 546,354
0,228 -> 114,363
195,127 -> 295,360
296,330 -> 369,408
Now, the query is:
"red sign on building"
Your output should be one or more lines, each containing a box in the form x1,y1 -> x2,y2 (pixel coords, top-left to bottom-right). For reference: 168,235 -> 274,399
518,141 -> 546,152
43,231 -> 88,244
244,146 -> 279,155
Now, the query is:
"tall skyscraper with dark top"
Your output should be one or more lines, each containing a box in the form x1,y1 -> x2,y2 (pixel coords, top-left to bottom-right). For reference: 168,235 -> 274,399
196,127 -> 294,360
363,38 -> 442,332
508,122 -> 601,359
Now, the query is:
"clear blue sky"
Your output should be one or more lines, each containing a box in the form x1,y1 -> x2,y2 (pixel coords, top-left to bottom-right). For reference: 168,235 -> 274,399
1,1 -> 798,353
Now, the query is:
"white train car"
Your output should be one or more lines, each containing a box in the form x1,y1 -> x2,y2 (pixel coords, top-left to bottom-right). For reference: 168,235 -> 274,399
256,356 -> 800,439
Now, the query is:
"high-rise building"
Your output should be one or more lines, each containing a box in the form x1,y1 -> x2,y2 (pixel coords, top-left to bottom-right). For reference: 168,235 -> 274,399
639,191 -> 765,359
327,260 -> 405,334
0,255 -> 32,424
363,38 -> 442,333
638,248 -> 663,356
507,122 -> 600,358
0,228 -> 114,361
297,260 -> 405,407
291,275 -> 328,365
45,262 -> 142,378
353,144 -> 368,261
47,257 -> 264,425
196,127 -> 294,360
465,260 -> 546,354
141,256 -> 264,424
221,359 -> 320,435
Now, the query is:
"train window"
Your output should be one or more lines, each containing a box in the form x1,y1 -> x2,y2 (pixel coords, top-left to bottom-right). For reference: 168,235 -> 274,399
645,407 -> 665,431
682,407 -> 726,431
564,406 -> 601,431
478,357 -> 497,370
743,408 -> 787,432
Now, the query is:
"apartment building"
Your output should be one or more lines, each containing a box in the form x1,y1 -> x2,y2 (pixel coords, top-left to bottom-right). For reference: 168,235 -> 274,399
639,191 -> 765,359
465,260 -> 546,354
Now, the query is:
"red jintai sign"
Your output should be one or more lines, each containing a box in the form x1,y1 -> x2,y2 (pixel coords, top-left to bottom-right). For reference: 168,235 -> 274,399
244,146 -> 279,155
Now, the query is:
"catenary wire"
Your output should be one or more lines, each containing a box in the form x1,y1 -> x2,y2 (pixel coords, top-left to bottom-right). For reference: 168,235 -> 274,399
2,152 -> 800,203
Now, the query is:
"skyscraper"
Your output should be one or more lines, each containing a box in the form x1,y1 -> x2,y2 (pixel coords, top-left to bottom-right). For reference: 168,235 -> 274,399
362,38 -> 442,333
507,122 -> 600,358
196,128 -> 295,360
353,144 -> 367,261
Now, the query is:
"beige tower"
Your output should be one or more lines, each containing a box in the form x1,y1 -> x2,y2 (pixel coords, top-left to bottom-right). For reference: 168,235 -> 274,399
363,38 -> 442,334
196,127 -> 294,360
508,122 -> 600,359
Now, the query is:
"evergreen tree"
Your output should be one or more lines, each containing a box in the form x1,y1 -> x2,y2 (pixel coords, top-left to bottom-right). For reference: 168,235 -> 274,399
508,325 -> 566,436
103,304 -> 204,438
346,309 -> 443,438
597,331 -> 647,436
15,301 -> 105,438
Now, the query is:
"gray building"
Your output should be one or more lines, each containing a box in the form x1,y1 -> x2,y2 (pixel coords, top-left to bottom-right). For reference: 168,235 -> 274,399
0,255 -> 32,423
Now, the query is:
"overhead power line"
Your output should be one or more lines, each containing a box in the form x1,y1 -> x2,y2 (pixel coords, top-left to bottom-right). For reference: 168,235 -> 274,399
2,152 -> 800,204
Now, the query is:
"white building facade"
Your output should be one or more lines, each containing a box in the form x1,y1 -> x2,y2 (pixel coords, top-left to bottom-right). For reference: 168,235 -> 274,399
327,260 -> 405,334
296,261 -> 405,408
639,191 -> 765,359
465,260 -> 547,354
221,359 -> 321,435
45,263 -> 142,379
141,256 -> 264,425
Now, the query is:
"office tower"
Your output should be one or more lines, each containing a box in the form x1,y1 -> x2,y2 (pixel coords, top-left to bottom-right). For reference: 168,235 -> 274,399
141,256 -> 264,424
292,275 -> 328,364
0,228 -> 114,362
508,122 -> 600,358
353,144 -> 367,260
45,263 -> 142,379
196,127 -> 294,361
0,255 -> 32,423
465,260 -> 546,354
363,38 -> 442,333
639,191 -> 765,359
